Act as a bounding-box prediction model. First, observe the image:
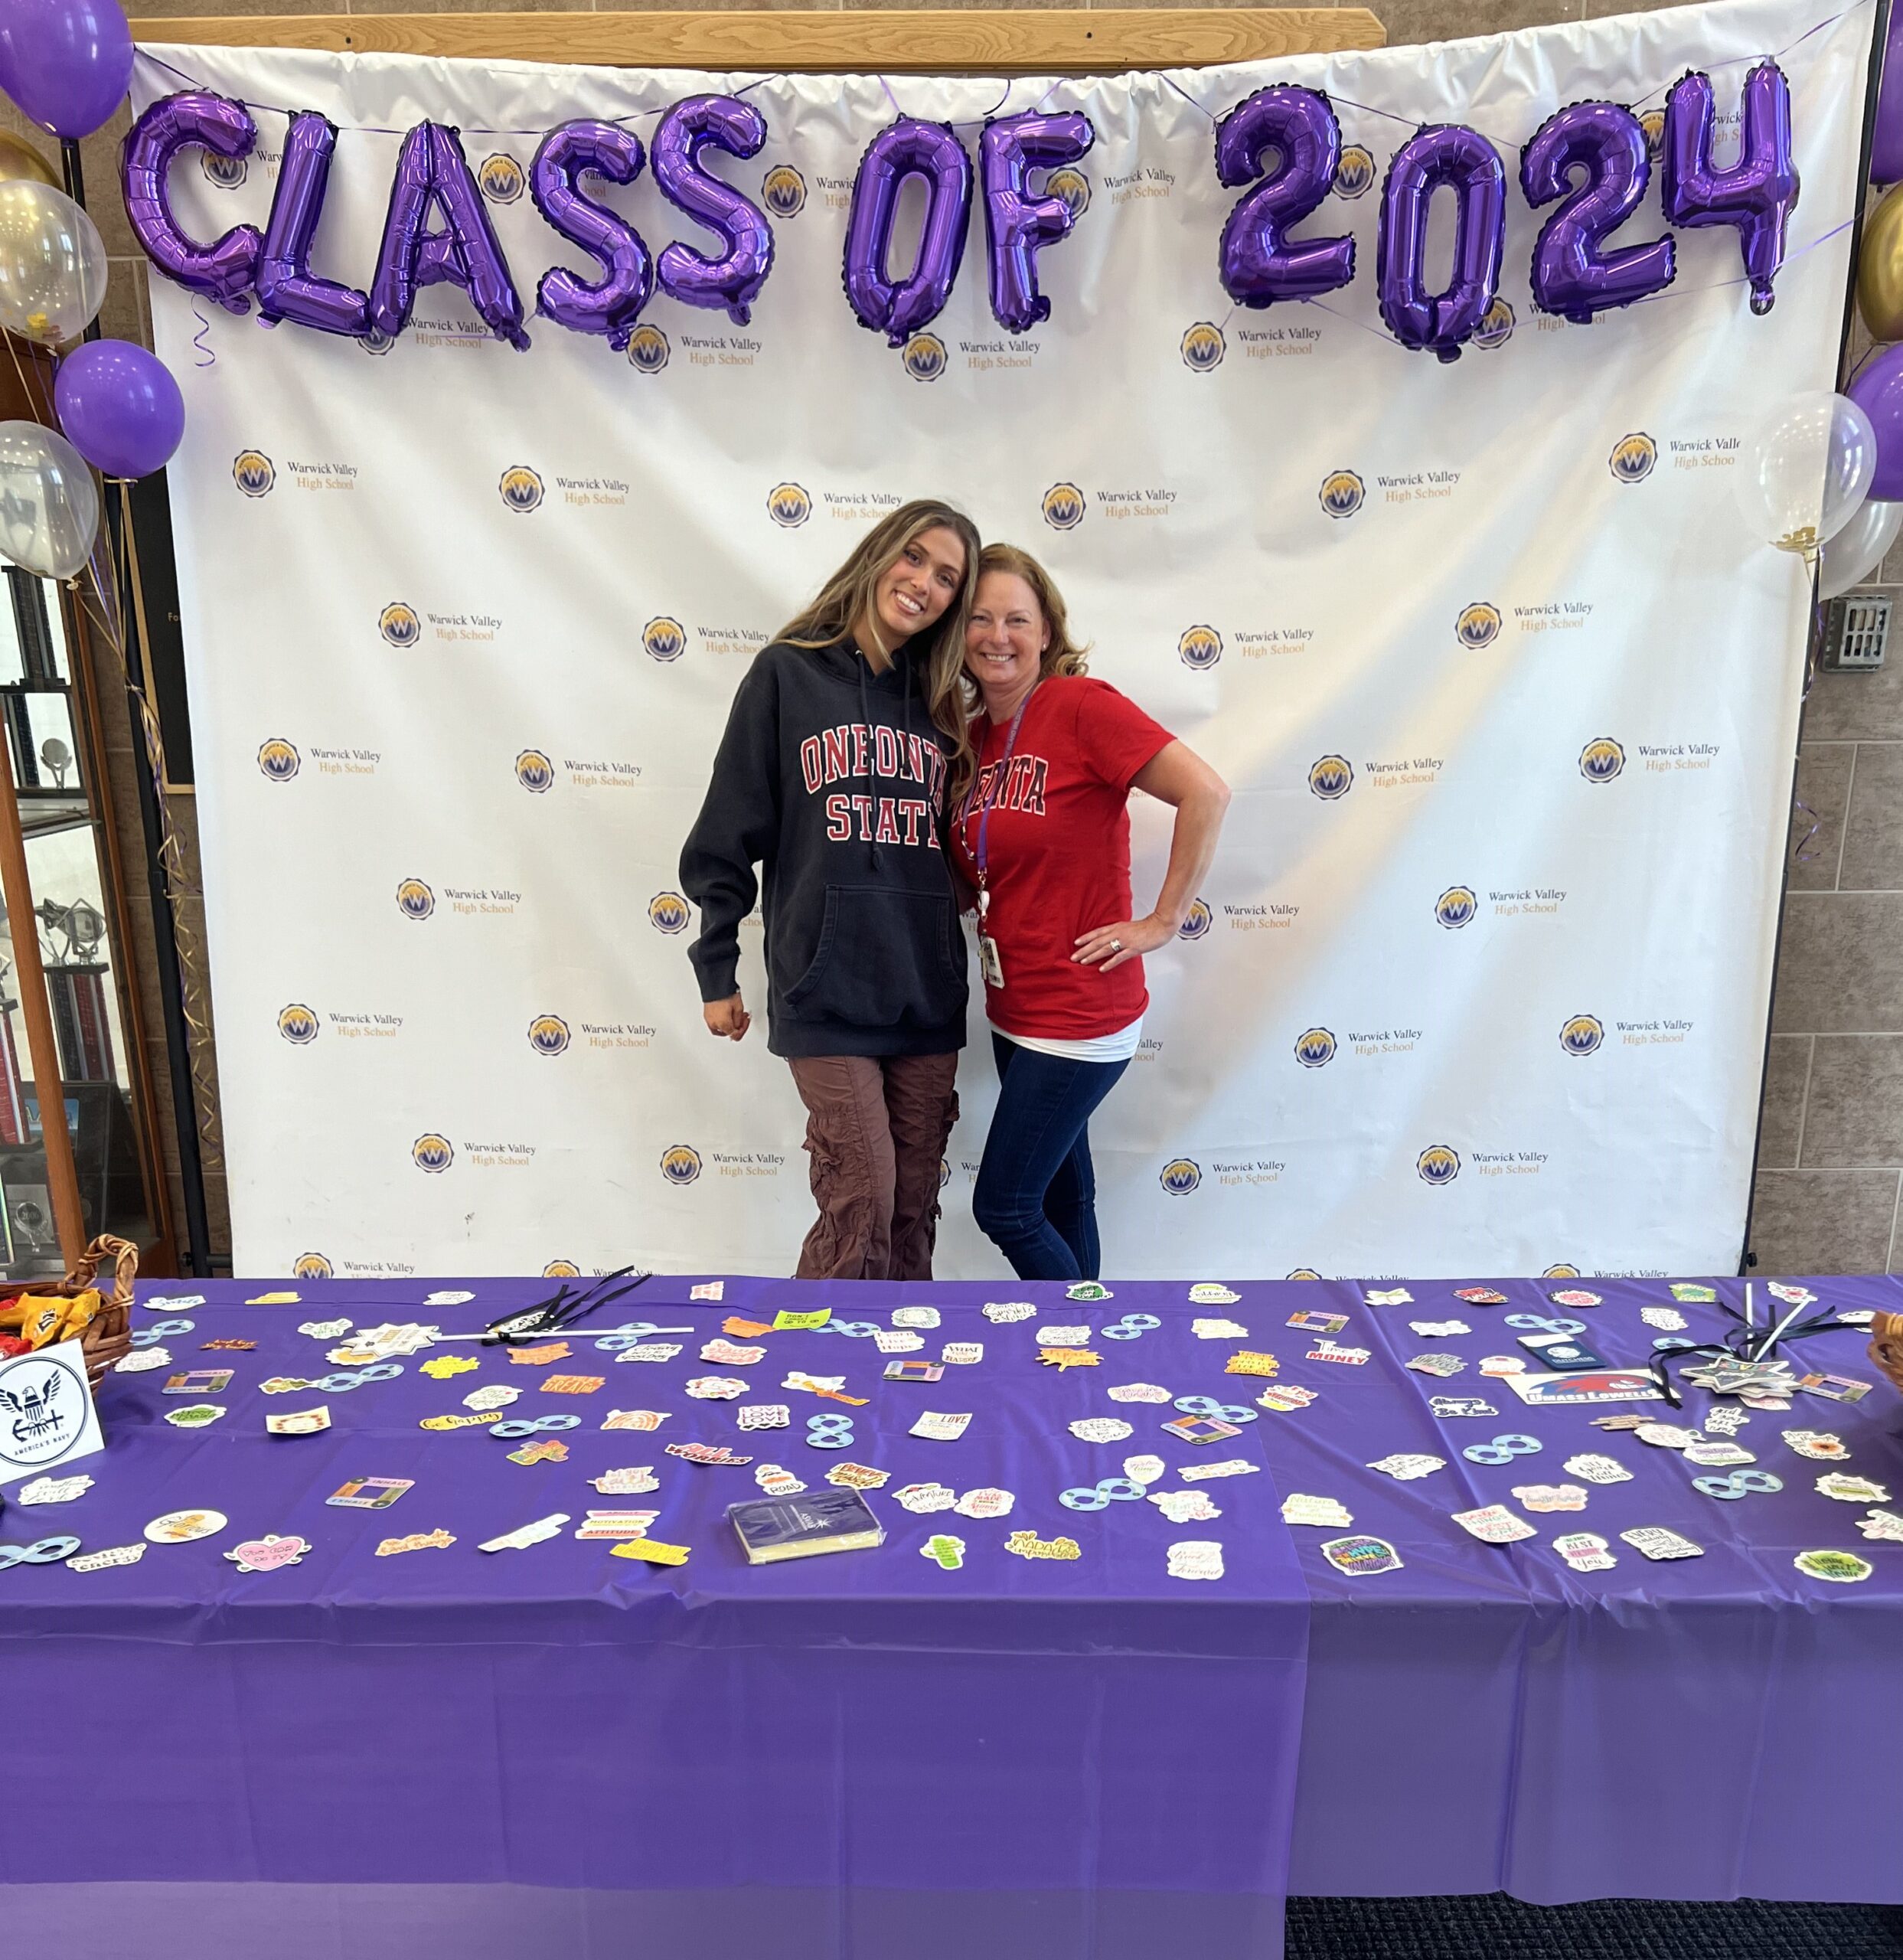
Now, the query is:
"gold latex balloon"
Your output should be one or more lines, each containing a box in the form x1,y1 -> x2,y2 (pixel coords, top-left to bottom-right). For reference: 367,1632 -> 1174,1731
1859,182 -> 1903,343
0,133 -> 59,192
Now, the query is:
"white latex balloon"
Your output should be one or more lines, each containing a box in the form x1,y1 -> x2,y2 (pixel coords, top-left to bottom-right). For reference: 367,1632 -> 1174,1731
0,421 -> 100,580
0,180 -> 106,346
1736,391 -> 1877,557
1820,494 -> 1903,599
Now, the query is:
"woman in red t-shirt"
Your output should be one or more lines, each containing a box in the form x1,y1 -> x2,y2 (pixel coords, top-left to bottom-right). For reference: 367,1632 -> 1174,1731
948,544 -> 1230,1279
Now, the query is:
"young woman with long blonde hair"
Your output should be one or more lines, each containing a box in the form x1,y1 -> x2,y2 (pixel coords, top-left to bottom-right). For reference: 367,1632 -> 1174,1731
681,499 -> 981,1279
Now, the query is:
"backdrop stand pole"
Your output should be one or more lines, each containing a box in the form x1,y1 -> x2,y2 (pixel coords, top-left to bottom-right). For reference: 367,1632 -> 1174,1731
59,137 -> 215,1279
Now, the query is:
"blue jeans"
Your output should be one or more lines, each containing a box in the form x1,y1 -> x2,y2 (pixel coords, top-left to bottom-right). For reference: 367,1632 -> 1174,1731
972,1031 -> 1130,1281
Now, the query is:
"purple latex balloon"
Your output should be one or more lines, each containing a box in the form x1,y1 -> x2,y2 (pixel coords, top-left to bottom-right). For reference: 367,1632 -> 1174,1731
1375,123 -> 1507,362
53,337 -> 183,479
979,110 -> 1093,334
651,95 -> 772,327
0,0 -> 133,139
1849,345 -> 1903,503
1519,101 -> 1675,322
1875,8 -> 1903,185
1660,62 -> 1798,317
370,122 -> 529,349
256,113 -> 370,338
844,118 -> 973,347
1214,84 -> 1354,307
533,120 -> 653,350
120,91 -> 261,314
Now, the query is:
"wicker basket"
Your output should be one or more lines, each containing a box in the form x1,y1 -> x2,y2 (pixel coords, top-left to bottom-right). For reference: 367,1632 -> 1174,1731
39,1235 -> 139,1387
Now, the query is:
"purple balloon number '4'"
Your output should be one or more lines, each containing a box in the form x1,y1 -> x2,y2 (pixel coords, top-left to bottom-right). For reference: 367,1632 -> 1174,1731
1519,101 -> 1675,322
257,113 -> 370,338
844,119 -> 974,347
1215,85 -> 1355,307
1375,123 -> 1507,361
120,91 -> 263,313
532,121 -> 653,350
979,111 -> 1094,335
1660,61 -> 1798,316
370,122 -> 530,348
0,0 -> 134,139
651,96 -> 774,326
54,338 -> 184,479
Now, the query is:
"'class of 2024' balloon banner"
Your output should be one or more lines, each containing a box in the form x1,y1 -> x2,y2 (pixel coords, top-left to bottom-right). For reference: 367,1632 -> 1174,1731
126,60 -> 1800,364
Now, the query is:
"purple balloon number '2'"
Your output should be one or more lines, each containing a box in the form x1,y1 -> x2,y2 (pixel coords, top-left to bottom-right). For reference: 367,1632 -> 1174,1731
1660,61 -> 1798,316
1376,123 -> 1507,361
1519,101 -> 1675,322
532,121 -> 653,350
979,111 -> 1093,334
120,91 -> 262,314
370,122 -> 530,349
651,96 -> 774,327
1215,85 -> 1355,307
257,113 -> 370,338
844,119 -> 974,347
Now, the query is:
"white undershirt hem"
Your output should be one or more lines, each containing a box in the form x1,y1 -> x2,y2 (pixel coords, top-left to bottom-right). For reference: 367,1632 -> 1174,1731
993,1015 -> 1144,1064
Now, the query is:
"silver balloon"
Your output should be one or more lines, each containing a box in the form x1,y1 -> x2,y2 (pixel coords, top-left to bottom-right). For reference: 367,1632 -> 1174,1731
1736,390 -> 1876,560
0,180 -> 106,345
0,421 -> 100,580
1819,493 -> 1903,600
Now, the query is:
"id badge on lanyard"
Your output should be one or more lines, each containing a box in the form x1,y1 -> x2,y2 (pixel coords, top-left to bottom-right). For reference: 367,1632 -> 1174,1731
966,688 -> 1035,992
977,888 -> 1004,989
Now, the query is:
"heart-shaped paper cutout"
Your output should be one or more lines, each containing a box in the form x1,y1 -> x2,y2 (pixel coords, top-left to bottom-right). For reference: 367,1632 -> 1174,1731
227,1534 -> 308,1573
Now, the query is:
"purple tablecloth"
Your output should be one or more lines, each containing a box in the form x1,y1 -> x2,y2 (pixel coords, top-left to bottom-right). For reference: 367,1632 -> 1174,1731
6,1272 -> 1901,1958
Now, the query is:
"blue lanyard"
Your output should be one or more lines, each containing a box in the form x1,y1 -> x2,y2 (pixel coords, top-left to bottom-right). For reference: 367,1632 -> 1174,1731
961,685 -> 1037,891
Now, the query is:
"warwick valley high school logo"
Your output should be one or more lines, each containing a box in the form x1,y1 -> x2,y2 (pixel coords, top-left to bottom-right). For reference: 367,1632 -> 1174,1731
768,482 -> 811,528
293,1253 -> 333,1279
1319,470 -> 1364,518
527,1014 -> 571,1057
232,450 -> 275,497
661,1145 -> 702,1187
1159,1158 -> 1202,1195
256,738 -> 300,782
277,1003 -> 319,1045
515,750 -> 553,792
1177,626 -> 1222,671
762,165 -> 807,217
627,325 -> 671,374
413,1134 -> 454,1173
1435,886 -> 1477,929
498,466 -> 544,514
1042,483 -> 1085,531
648,892 -> 691,933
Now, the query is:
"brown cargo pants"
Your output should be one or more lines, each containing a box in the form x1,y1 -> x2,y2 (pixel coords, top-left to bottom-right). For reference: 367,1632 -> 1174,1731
785,1053 -> 960,1280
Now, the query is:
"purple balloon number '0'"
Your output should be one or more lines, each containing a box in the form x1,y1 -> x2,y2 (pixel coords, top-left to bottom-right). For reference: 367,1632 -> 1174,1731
370,122 -> 530,349
1519,101 -> 1675,322
257,113 -> 370,338
1660,61 -> 1798,316
844,119 -> 974,347
54,338 -> 184,479
979,111 -> 1094,335
532,121 -> 653,349
1215,85 -> 1355,307
1376,123 -> 1507,361
119,91 -> 263,313
651,95 -> 774,326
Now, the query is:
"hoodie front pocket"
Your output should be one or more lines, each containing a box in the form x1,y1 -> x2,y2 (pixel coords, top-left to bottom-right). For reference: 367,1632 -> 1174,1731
782,886 -> 966,1029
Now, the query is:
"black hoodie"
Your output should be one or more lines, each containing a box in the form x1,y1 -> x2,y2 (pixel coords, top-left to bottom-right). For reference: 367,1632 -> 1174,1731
681,636 -> 969,1059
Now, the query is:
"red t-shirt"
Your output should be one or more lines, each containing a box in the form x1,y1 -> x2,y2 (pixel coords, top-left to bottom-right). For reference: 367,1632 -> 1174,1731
950,677 -> 1173,1040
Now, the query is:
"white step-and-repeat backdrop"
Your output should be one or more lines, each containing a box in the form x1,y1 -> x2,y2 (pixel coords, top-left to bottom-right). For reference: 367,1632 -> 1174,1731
138,0 -> 1868,1279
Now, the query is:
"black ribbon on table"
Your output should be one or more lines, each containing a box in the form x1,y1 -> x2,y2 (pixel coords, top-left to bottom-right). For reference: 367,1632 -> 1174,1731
1645,1299 -> 1860,1409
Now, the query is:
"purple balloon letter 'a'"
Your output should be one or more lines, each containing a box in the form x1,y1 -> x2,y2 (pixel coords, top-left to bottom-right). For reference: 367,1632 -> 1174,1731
370,122 -> 530,348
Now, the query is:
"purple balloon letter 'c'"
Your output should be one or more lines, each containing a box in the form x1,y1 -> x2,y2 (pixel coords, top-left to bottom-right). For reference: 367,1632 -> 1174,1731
370,122 -> 530,349
119,90 -> 262,314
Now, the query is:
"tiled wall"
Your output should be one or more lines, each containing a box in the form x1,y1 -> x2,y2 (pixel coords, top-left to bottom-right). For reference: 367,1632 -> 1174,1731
2,0 -> 1877,1273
